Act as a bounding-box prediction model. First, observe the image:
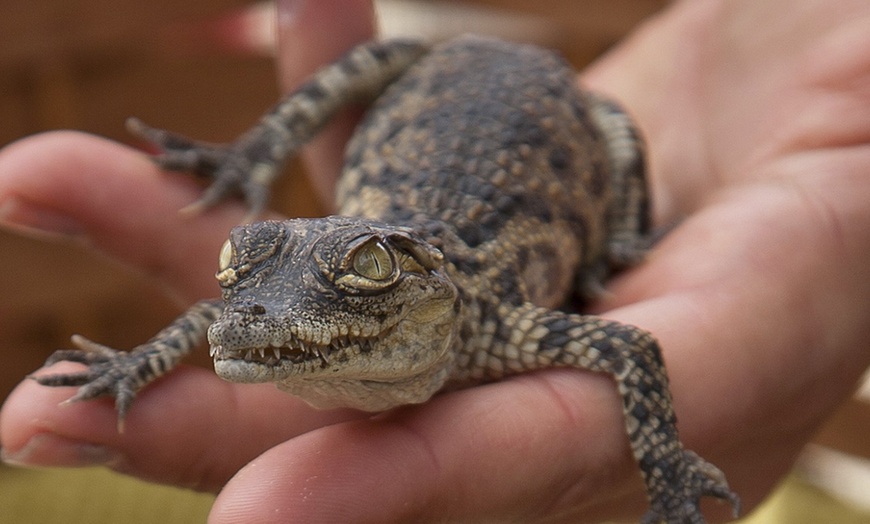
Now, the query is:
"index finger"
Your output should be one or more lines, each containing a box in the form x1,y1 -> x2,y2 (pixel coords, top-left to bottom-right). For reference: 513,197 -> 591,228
0,131 -> 249,301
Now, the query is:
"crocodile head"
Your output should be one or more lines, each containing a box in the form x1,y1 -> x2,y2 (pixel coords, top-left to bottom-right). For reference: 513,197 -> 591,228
208,216 -> 460,411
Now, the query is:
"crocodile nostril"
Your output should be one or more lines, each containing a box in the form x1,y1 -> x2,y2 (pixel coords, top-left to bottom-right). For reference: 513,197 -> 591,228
250,304 -> 267,315
229,301 -> 267,315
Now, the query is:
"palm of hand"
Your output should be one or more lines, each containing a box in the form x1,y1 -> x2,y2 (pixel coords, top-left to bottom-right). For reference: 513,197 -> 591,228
582,0 -> 870,514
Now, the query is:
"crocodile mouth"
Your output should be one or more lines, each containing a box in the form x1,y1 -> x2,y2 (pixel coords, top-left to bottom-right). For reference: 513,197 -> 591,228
210,335 -> 381,368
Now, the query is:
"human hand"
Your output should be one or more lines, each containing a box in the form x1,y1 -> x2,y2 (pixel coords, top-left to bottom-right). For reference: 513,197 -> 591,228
0,0 -> 375,504
581,0 -> 870,515
2,0 -> 869,523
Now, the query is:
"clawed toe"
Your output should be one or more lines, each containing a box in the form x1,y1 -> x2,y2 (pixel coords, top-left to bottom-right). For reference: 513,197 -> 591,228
126,116 -> 272,216
127,116 -> 231,177
31,340 -> 146,430
30,369 -> 95,388
641,449 -> 740,524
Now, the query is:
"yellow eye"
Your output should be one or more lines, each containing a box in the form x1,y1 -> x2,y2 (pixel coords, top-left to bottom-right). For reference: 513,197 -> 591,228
218,239 -> 234,271
352,239 -> 394,281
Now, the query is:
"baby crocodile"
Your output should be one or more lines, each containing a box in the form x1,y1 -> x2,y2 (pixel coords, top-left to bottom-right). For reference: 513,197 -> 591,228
35,36 -> 739,523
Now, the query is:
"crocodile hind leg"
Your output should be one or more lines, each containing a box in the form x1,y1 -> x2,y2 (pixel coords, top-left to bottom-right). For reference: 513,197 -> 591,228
461,302 -> 741,523
129,39 -> 429,217
585,91 -> 654,268
572,93 -> 657,301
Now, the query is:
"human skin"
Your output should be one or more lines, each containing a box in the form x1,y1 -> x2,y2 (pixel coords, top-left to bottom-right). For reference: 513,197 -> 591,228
1,0 -> 869,522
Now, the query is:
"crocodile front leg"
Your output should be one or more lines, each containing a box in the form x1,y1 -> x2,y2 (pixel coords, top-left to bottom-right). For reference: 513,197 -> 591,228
129,39 -> 429,217
458,303 -> 741,523
32,299 -> 223,430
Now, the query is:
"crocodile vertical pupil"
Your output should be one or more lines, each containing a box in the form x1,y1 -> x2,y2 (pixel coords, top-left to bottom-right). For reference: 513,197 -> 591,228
352,240 -> 393,280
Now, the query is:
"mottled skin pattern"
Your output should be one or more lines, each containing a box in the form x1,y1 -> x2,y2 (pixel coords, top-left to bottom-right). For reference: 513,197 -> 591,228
35,36 -> 739,523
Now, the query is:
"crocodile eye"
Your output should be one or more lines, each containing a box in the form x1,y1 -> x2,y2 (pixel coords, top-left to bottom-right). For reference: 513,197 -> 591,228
218,239 -> 234,272
215,239 -> 240,286
352,239 -> 394,281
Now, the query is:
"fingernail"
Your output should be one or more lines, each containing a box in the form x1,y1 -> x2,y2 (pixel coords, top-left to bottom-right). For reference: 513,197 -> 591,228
0,197 -> 84,239
1,434 -> 118,468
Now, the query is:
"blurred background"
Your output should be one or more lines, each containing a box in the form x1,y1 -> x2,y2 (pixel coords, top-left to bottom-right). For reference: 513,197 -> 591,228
1,1 -> 868,522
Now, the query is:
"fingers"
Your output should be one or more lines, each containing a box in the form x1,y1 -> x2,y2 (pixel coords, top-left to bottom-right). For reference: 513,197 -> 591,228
209,372 -> 649,524
0,0 -> 378,499
274,0 -> 376,206
579,0 -> 717,225
0,131 -> 366,492
1,362 -> 363,492
0,131 -> 251,301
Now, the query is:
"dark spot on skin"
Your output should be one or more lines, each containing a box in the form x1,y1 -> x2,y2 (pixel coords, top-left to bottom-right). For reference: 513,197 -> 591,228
387,204 -> 418,224
493,271 -> 523,306
296,81 -> 328,101
548,146 -> 572,171
459,321 -> 474,342
545,316 -> 575,335
571,97 -> 591,125
608,356 -> 624,374
634,376 -> 657,397
382,120 -> 407,144
478,211 -> 503,233
451,255 -> 483,274
494,194 -> 516,214
374,165 -> 402,186
504,112 -> 548,147
516,193 -> 553,223
631,401 -> 649,422
495,317 -> 514,345
251,304 -> 266,315
369,44 -> 390,62
545,82 -> 564,98
515,247 -> 529,272
340,60 -> 360,76
474,299 -> 497,328
639,453 -> 655,471
540,330 -> 571,351
243,138 -> 275,164
587,157 -> 607,196
456,221 -> 483,247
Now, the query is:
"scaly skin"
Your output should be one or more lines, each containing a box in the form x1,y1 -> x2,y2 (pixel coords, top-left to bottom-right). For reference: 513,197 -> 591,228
34,36 -> 739,523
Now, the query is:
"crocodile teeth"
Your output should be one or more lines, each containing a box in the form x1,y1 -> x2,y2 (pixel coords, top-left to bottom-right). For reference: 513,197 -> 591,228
212,333 -> 384,366
315,347 -> 330,366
